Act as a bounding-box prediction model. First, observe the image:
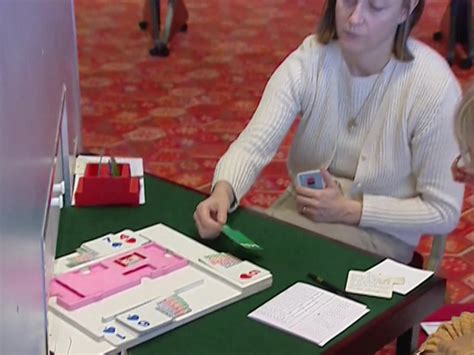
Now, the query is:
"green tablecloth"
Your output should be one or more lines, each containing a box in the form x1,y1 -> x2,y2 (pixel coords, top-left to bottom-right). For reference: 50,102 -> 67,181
57,176 -> 424,354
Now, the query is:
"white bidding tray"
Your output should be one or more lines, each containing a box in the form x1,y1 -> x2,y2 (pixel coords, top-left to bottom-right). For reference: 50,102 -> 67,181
48,223 -> 273,354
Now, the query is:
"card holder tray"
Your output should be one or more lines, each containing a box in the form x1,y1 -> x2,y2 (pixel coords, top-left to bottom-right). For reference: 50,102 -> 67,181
74,162 -> 140,206
50,243 -> 188,310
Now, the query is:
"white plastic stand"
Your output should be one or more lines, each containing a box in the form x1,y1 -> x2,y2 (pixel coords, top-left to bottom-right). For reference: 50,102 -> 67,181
48,224 -> 272,354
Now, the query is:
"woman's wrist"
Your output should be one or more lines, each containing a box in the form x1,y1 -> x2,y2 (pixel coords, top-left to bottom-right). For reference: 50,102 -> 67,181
213,181 -> 235,208
343,199 -> 362,225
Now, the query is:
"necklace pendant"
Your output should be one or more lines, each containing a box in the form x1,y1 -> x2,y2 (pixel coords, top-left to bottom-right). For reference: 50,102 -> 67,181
348,118 -> 357,130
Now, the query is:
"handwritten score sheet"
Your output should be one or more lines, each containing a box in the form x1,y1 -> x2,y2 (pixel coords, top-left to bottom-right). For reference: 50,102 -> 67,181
248,282 -> 369,346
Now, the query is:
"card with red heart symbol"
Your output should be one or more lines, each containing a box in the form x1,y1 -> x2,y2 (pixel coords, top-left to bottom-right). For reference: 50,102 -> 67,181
81,230 -> 149,257
219,261 -> 270,285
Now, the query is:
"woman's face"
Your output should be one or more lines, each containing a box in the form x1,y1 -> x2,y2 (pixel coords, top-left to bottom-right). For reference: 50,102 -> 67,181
335,0 -> 408,56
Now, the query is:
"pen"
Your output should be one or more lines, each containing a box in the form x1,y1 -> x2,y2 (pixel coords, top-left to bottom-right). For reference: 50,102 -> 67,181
307,272 -> 365,304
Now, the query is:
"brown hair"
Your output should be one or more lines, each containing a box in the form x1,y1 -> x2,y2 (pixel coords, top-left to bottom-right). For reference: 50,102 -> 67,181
316,0 -> 425,61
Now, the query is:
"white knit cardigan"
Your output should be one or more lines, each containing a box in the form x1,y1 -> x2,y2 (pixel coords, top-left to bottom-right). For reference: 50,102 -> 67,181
213,35 -> 464,247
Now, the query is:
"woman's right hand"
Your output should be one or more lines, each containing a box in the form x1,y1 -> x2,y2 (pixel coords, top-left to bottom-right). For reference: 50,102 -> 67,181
193,181 -> 234,239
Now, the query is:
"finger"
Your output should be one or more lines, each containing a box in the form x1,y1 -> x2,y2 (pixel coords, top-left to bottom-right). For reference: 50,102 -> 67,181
296,195 -> 320,209
300,205 -> 318,219
202,225 -> 221,239
216,204 -> 228,225
194,215 -> 204,235
197,204 -> 222,230
194,211 -> 207,234
193,210 -> 202,230
194,211 -> 206,236
320,169 -> 336,189
195,212 -> 220,239
295,186 -> 321,198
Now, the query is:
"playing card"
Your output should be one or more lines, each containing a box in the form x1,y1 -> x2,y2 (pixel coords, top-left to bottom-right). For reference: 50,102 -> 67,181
81,230 -> 149,256
65,249 -> 99,267
155,295 -> 192,319
296,169 -> 325,189
219,261 -> 270,285
116,301 -> 173,334
101,322 -> 134,346
199,253 -> 242,270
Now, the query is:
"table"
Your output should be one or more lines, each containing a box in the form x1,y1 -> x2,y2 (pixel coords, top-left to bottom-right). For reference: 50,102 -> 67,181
57,175 -> 446,354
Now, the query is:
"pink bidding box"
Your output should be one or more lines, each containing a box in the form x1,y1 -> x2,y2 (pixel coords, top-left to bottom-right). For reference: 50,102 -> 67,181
50,243 -> 188,310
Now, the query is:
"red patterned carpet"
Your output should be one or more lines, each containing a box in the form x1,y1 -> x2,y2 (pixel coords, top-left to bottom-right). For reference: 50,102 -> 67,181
76,0 -> 473,314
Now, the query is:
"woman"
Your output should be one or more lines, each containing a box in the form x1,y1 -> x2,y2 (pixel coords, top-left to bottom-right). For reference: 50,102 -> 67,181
416,89 -> 474,355
194,0 -> 464,263
452,86 -> 474,185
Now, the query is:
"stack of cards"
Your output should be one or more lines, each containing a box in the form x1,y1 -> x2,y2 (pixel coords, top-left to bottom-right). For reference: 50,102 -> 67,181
201,253 -> 241,269
156,295 -> 192,318
113,295 -> 192,337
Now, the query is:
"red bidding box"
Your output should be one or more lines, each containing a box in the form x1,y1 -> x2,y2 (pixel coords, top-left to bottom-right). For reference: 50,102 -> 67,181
74,163 -> 140,207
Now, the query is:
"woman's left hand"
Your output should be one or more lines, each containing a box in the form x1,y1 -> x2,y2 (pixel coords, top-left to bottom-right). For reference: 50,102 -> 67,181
295,169 -> 362,225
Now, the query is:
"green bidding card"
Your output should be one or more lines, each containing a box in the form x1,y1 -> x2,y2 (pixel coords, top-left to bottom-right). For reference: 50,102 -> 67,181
221,225 -> 263,251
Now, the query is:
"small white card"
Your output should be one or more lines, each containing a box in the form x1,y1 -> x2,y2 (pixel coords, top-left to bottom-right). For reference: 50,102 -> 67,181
420,321 -> 443,336
65,249 -> 99,267
116,301 -> 173,334
198,253 -> 242,270
220,261 -> 271,285
101,322 -> 134,346
345,270 -> 394,299
366,259 -> 433,295
81,230 -> 149,257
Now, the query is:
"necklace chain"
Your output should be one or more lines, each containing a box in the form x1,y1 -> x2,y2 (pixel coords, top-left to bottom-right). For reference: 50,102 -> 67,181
347,61 -> 397,131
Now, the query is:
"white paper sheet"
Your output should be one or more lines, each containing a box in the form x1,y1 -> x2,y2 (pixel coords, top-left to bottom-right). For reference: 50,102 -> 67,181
366,259 -> 433,295
248,282 -> 369,347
